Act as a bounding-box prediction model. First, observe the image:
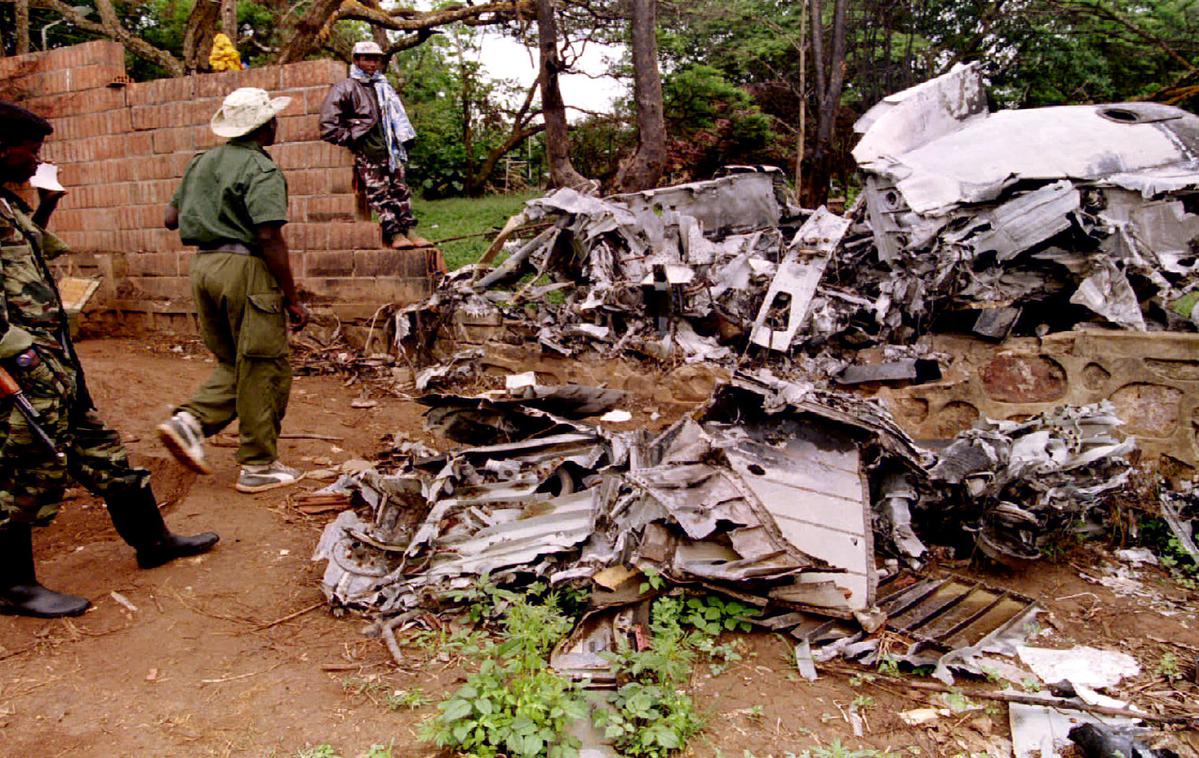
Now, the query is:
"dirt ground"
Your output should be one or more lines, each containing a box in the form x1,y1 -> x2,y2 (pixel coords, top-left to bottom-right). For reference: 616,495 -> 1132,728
2,338 -> 1197,757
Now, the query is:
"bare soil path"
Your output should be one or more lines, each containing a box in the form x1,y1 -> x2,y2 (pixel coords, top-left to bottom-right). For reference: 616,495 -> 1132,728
1,339 -> 1195,757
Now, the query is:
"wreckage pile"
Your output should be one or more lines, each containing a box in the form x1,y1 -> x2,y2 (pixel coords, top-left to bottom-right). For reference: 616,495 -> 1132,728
391,64 -> 1199,382
314,372 -> 1136,634
299,62 -> 1199,758
310,62 -> 1199,625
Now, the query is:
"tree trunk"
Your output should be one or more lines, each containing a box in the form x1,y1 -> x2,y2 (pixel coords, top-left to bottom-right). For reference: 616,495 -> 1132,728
183,0 -> 221,72
536,0 -> 589,190
801,0 -> 848,207
612,0 -> 667,192
14,0 -> 29,54
220,0 -> 237,38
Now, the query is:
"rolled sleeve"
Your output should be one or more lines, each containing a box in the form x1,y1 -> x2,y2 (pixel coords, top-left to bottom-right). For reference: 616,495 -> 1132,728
245,167 -> 289,227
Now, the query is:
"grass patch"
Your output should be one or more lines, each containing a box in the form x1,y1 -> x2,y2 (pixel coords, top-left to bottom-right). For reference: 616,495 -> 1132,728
415,191 -> 542,271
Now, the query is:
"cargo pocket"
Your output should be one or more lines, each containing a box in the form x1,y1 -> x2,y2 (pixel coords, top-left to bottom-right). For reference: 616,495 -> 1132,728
239,292 -> 288,359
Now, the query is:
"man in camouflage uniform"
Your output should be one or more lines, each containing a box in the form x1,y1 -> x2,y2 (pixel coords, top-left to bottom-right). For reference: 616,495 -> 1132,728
0,102 -> 219,619
319,41 -> 429,250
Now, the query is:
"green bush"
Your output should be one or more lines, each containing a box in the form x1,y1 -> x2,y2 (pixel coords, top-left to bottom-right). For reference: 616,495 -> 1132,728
422,593 -> 588,757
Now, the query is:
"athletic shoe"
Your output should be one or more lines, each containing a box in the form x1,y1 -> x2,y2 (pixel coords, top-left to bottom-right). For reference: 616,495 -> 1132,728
236,461 -> 303,493
157,411 -> 211,474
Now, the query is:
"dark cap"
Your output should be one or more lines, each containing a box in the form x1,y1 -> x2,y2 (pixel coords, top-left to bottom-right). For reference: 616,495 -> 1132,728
0,101 -> 53,145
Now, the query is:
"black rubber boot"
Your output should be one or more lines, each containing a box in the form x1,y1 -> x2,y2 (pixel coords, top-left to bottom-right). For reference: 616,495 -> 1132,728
0,522 -> 91,618
104,483 -> 219,569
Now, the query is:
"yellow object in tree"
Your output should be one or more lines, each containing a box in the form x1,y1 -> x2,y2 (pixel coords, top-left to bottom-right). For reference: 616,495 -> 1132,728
209,33 -> 242,72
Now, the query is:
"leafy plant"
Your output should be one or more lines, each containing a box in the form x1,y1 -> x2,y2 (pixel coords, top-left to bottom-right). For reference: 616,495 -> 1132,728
594,682 -> 704,757
597,597 -> 706,757
406,627 -> 495,661
788,742 -> 900,758
295,746 -> 341,758
876,655 -> 901,677
386,688 -> 432,710
1136,515 -> 1198,590
694,635 -> 745,676
604,597 -> 695,687
639,567 -> 665,594
422,592 -> 588,757
1156,652 -> 1183,682
851,695 -> 876,709
445,572 -> 512,623
681,595 -> 760,636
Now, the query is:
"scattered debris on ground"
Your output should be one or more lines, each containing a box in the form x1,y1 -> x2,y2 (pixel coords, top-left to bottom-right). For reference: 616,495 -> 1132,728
301,63 -> 1199,757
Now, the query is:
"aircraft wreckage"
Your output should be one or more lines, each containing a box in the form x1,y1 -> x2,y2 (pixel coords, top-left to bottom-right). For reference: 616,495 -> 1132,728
310,63 -> 1199,678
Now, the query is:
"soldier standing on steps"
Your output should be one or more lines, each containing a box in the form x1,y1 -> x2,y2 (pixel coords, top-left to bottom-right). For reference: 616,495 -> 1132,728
0,101 -> 219,619
319,41 -> 430,251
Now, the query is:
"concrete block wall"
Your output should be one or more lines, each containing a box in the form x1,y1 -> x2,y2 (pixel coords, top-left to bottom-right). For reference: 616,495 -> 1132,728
1,42 -> 434,333
878,330 -> 1199,470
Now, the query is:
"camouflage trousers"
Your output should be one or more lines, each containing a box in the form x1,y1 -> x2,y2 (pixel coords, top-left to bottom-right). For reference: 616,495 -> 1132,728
0,347 -> 148,527
353,153 -> 416,241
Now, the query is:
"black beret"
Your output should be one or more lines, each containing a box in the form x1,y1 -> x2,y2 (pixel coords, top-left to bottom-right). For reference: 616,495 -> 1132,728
0,101 -> 53,145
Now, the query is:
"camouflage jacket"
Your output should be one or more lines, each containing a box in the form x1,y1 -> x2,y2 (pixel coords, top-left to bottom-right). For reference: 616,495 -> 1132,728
0,190 -> 70,361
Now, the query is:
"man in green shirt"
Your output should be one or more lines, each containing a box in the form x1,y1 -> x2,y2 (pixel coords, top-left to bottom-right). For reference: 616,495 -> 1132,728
158,88 -> 309,494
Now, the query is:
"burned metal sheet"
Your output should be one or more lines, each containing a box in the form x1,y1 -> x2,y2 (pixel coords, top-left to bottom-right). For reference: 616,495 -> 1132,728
608,168 -> 783,236
926,402 -> 1135,567
834,359 -> 941,386
750,208 -> 850,352
947,180 -> 1080,261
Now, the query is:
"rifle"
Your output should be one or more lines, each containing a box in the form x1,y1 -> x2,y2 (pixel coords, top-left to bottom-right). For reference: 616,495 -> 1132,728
0,363 -> 64,460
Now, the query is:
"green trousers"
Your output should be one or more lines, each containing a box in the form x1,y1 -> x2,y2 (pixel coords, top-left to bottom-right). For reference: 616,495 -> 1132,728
178,252 -> 291,466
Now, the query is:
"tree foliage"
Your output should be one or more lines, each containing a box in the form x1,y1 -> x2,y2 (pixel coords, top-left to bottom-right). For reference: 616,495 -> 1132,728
3,0 -> 1196,201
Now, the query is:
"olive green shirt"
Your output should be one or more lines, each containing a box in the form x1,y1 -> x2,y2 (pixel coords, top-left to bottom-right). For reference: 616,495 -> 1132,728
171,138 -> 288,248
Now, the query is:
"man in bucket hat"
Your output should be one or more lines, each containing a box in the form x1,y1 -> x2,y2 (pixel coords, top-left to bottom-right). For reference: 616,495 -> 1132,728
0,101 -> 219,618
158,87 -> 309,494
319,41 -> 429,250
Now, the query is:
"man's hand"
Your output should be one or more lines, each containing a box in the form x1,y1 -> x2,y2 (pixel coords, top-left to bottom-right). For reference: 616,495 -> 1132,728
36,187 -> 66,205
286,301 -> 310,332
32,187 -> 66,228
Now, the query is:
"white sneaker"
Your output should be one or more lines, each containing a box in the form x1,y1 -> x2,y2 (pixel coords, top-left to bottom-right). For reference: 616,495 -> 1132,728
236,461 -> 303,493
157,411 -> 211,474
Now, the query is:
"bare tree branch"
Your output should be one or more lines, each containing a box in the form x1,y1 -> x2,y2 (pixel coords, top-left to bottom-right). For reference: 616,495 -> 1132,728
7,0 -> 184,75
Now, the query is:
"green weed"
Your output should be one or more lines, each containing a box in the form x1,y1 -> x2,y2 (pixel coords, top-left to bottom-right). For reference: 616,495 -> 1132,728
415,192 -> 541,270
595,597 -> 705,757
788,741 -> 900,757
1156,652 -> 1183,682
421,591 -> 587,757
385,688 -> 432,710
639,567 -> 665,594
680,595 -> 760,635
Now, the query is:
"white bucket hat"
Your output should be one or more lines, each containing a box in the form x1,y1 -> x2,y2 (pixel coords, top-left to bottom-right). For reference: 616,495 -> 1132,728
352,41 -> 384,57
210,87 -> 292,139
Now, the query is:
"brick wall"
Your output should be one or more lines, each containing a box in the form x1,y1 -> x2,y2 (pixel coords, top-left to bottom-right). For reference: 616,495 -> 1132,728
1,41 -> 434,333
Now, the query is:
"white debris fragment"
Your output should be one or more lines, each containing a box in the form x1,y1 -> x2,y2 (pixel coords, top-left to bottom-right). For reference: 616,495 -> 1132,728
1114,547 -> 1159,566
1016,645 -> 1140,691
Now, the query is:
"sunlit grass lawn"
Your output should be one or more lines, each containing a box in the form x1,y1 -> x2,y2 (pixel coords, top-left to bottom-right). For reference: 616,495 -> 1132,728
414,191 -> 542,271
